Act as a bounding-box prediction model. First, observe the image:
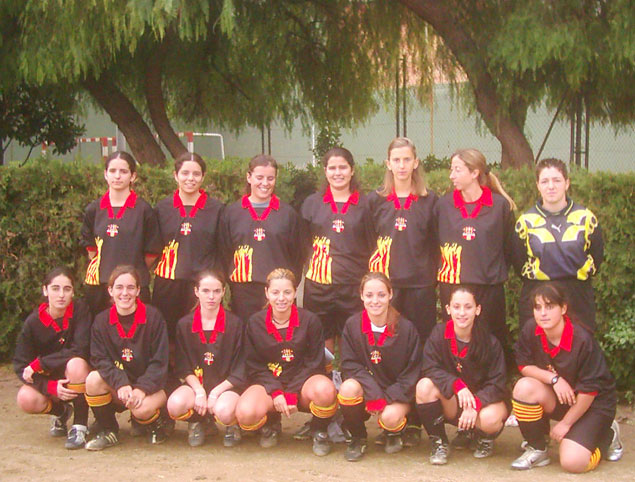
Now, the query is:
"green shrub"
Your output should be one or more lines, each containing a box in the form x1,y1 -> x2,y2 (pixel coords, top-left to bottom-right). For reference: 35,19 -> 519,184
1,157 -> 632,391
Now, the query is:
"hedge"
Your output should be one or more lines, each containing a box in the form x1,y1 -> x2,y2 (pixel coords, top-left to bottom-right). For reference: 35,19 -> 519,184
1,157 -> 633,391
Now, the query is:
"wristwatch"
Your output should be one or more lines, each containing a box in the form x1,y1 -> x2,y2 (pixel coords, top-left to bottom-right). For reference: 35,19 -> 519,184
550,375 -> 559,385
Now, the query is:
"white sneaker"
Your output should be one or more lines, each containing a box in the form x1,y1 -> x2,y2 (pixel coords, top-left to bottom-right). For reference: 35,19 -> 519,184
606,420 -> 624,462
511,445 -> 550,470
505,414 -> 519,427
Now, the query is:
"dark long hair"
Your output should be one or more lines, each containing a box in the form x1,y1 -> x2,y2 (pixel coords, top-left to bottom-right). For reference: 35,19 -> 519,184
448,285 -> 491,367
530,282 -> 589,333
321,146 -> 361,193
359,272 -> 400,333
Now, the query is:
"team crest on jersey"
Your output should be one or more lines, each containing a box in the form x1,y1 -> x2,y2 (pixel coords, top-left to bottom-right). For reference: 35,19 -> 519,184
370,349 -> 382,364
394,217 -> 407,231
462,226 -> 476,240
58,336 -> 65,345
268,362 -> 282,377
203,351 -> 215,365
180,222 -> 192,236
456,361 -> 463,373
332,219 -> 345,233
121,348 -> 134,362
106,224 -> 119,237
254,227 -> 266,241
194,366 -> 203,384
281,348 -> 295,362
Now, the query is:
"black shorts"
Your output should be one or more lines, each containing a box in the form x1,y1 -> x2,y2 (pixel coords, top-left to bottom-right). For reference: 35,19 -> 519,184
303,280 -> 362,339
392,285 -> 437,343
152,277 -> 197,341
85,283 -> 151,317
229,282 -> 267,323
550,402 -> 614,453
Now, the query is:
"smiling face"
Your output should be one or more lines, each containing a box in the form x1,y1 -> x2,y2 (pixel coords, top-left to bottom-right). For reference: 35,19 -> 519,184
537,166 -> 569,209
386,146 -> 419,184
449,155 -> 479,192
446,290 -> 481,334
361,278 -> 393,318
42,275 -> 74,315
175,160 -> 204,196
195,276 -> 225,312
247,165 -> 277,203
104,157 -> 136,192
108,273 -> 140,315
265,278 -> 296,315
533,295 -> 567,332
325,155 -> 354,191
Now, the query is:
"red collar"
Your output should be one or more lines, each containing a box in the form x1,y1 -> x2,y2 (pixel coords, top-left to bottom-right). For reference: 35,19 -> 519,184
38,302 -> 73,332
191,305 -> 226,344
265,305 -> 299,342
241,194 -> 280,221
534,315 -> 574,358
386,189 -> 417,210
361,310 -> 394,346
323,187 -> 359,214
444,319 -> 469,358
100,190 -> 137,219
109,300 -> 147,339
173,190 -> 208,218
453,186 -> 492,219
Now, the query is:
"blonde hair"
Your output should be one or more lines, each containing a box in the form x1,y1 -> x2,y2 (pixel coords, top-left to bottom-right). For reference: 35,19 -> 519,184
265,268 -> 296,288
451,148 -> 517,211
378,137 -> 428,197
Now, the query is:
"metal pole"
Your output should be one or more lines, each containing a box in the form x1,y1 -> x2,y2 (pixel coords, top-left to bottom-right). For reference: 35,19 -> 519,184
395,64 -> 400,137
569,104 -> 575,165
402,56 -> 407,137
261,125 -> 265,154
584,95 -> 590,170
575,95 -> 582,167
267,124 -> 272,156
430,86 -> 434,155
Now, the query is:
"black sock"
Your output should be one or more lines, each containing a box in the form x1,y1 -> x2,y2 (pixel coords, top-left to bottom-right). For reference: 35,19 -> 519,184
91,403 -> 119,433
72,396 -> 89,426
340,403 -> 368,439
407,402 -> 422,427
309,414 -> 332,432
49,401 -> 66,417
265,411 -> 281,429
512,399 -> 546,450
416,400 -> 448,443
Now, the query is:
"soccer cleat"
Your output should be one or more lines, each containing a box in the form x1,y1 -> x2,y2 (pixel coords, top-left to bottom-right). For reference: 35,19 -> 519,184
148,417 -> 168,445
402,425 -> 421,447
505,414 -> 519,427
312,430 -> 332,456
344,437 -> 367,462
50,403 -> 72,437
259,425 -> 281,449
606,420 -> 624,462
452,429 -> 475,450
85,430 -> 119,451
293,420 -> 312,440
511,445 -> 551,470
374,430 -> 386,445
384,432 -> 404,454
223,425 -> 242,448
65,425 -> 87,449
130,418 -> 146,437
429,436 -> 450,465
187,421 -> 206,447
473,436 -> 494,459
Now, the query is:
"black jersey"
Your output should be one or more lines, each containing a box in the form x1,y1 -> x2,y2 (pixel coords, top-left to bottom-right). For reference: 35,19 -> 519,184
174,305 -> 245,391
13,300 -> 92,396
512,199 -> 603,281
154,190 -> 224,281
340,311 -> 422,410
301,188 -> 375,285
90,301 -> 168,395
81,191 -> 161,287
220,195 -> 304,285
244,306 -> 325,405
422,320 -> 508,411
367,190 -> 438,288
515,316 -> 616,417
435,187 -> 513,285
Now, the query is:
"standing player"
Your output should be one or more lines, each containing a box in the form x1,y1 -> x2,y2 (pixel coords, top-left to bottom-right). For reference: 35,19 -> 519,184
84,265 -> 169,450
81,151 -> 161,316
13,267 -> 92,449
235,269 -> 337,456
153,152 -> 224,341
220,155 -> 304,323
511,283 -> 623,472
512,158 -> 603,331
167,270 -> 245,447
338,272 -> 422,461
435,148 -> 516,361
416,286 -> 508,464
301,147 -> 374,356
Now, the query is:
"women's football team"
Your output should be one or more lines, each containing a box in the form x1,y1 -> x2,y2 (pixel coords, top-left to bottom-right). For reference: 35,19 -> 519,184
13,141 -> 623,472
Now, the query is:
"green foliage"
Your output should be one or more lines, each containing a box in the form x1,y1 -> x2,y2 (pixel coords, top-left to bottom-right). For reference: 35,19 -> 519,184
311,123 -> 342,161
1,158 -> 633,390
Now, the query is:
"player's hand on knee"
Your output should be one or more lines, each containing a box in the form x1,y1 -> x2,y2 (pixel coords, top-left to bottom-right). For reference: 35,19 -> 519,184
550,420 -> 571,442
56,379 -> 78,401
22,366 -> 35,384
457,387 -> 476,410
553,378 -> 575,406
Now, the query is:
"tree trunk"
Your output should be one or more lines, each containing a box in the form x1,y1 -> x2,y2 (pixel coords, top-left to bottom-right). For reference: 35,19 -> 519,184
145,38 -> 187,160
398,0 -> 534,168
82,74 -> 166,166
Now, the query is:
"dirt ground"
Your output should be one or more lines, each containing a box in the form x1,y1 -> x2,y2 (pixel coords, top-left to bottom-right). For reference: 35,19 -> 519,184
0,365 -> 632,482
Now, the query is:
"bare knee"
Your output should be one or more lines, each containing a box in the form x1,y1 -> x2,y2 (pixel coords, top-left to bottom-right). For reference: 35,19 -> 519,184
559,441 -> 592,474
339,379 -> 363,399
308,377 -> 336,406
85,370 -> 108,394
512,377 -> 542,402
65,357 -> 90,381
214,400 -> 238,425
380,406 -> 405,429
167,392 -> 191,417
477,406 -> 505,434
16,385 -> 47,413
415,378 -> 438,403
